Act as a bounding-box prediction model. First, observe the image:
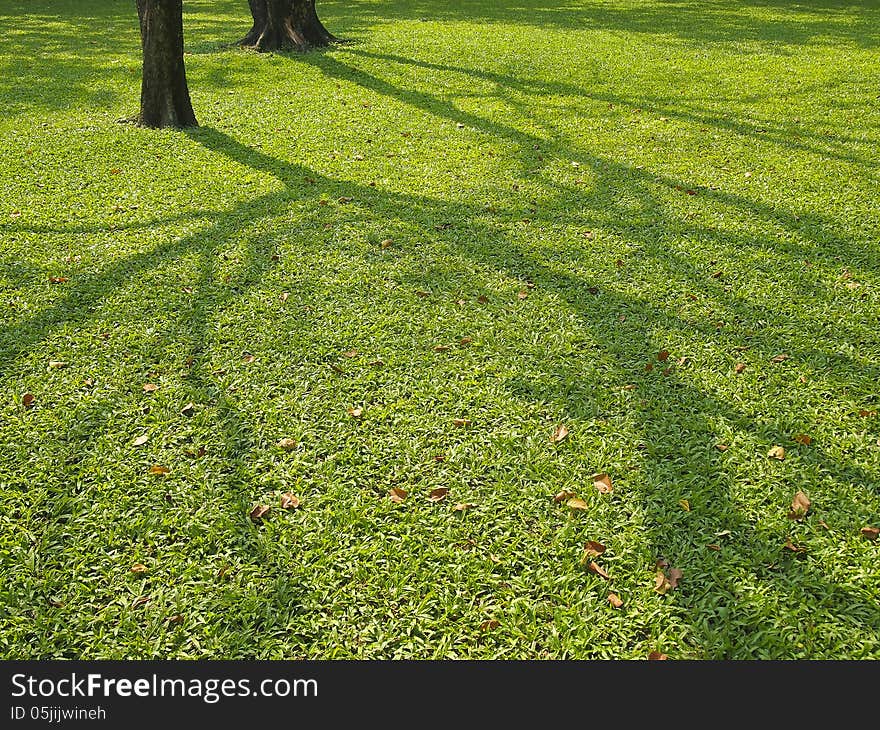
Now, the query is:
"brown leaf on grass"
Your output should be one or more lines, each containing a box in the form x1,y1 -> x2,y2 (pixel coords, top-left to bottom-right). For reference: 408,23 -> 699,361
860,526 -> 879,541
342,349 -> 360,358
459,337 -> 473,347
249,504 -> 270,521
453,418 -> 471,427
148,465 -> 170,476
415,290 -> 431,299
167,614 -> 184,624
279,493 -> 300,510
608,593 -> 624,608
347,406 -> 363,418
714,443 -> 729,451
22,393 -> 35,408
428,487 -> 449,502
554,490 -> 576,503
788,491 -> 811,520
143,383 -> 159,393
49,276 -> 69,284
648,651 -> 668,661
433,344 -> 450,352
734,363 -> 746,374
241,354 -> 256,364
858,409 -> 877,418
710,270 -> 723,279
592,473 -> 613,494
368,359 -> 384,367
453,502 -> 475,512
767,445 -> 786,460
380,238 -> 393,249
480,619 -> 500,632
587,562 -> 610,580
184,446 -> 206,459
793,433 -> 812,445
48,360 -> 67,369
770,353 -> 790,363
707,544 -> 721,551
517,290 -> 529,300
657,350 -> 670,362
279,291 -> 289,302
550,424 -> 569,443
645,362 -> 654,372
477,295 -> 489,304
132,435 -> 149,447
784,538 -> 807,553
130,563 -> 148,574
654,571 -> 671,594
330,363 -> 345,374
567,497 -> 588,511
131,596 -> 150,608
277,438 -> 298,450
388,487 -> 407,503
581,541 -> 606,561
667,568 -> 683,589
180,402 -> 195,417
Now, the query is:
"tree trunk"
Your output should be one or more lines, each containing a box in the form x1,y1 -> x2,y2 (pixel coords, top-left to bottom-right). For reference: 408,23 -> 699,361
137,0 -> 197,128
239,0 -> 337,52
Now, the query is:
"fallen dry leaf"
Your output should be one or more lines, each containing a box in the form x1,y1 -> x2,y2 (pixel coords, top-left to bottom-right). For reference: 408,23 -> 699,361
477,295 -> 489,304
130,564 -> 148,574
480,619 -> 500,632
459,337 -> 473,347
860,526 -> 879,541
581,541 -> 606,561
788,491 -> 811,520
657,350 -> 669,362
645,362 -> 654,372
167,615 -> 184,624
453,502 -> 476,512
592,473 -> 613,494
433,345 -> 450,352
342,349 -> 360,358
142,383 -> 159,393
784,538 -> 807,553
608,593 -> 624,608
249,504 -> 270,521
279,493 -> 300,510
428,487 -> 449,503
707,544 -> 721,551
550,424 -> 569,443
279,291 -> 289,302
734,363 -> 746,374
415,290 -> 431,299
277,438 -> 297,450
517,290 -> 529,300
380,238 -> 393,249
48,360 -> 67,369
180,402 -> 195,417
770,353 -> 790,363
858,409 -> 877,418
567,497 -> 588,511
148,465 -> 170,476
648,651 -> 668,661
714,443 -> 729,452
388,487 -> 407,503
49,276 -> 69,284
347,406 -> 363,418
654,571 -> 671,594
22,393 -> 35,408
241,354 -> 256,364
453,418 -> 471,427
132,435 -> 149,447
587,561 -> 611,580
554,489 -> 576,503
793,434 -> 812,446
767,445 -> 786,460
667,568 -> 683,589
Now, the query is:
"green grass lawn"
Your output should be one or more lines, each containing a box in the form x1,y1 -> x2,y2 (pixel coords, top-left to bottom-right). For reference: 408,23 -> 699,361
1,0 -> 878,659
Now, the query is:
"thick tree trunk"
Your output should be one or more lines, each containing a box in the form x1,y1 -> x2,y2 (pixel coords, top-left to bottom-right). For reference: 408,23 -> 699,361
137,0 -> 197,128
239,0 -> 337,52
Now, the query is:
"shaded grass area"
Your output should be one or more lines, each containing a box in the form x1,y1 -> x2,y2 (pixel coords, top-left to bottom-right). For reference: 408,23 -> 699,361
0,0 -> 878,658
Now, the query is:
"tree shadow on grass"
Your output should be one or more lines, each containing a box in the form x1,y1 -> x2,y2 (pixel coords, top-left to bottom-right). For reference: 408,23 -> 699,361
182,121 -> 879,657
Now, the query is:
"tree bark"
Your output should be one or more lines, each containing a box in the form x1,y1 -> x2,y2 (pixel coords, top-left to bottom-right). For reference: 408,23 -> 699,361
239,0 -> 337,52
137,0 -> 198,128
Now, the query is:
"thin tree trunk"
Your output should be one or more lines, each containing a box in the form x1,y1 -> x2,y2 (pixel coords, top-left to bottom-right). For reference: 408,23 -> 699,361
238,0 -> 337,52
137,0 -> 197,128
